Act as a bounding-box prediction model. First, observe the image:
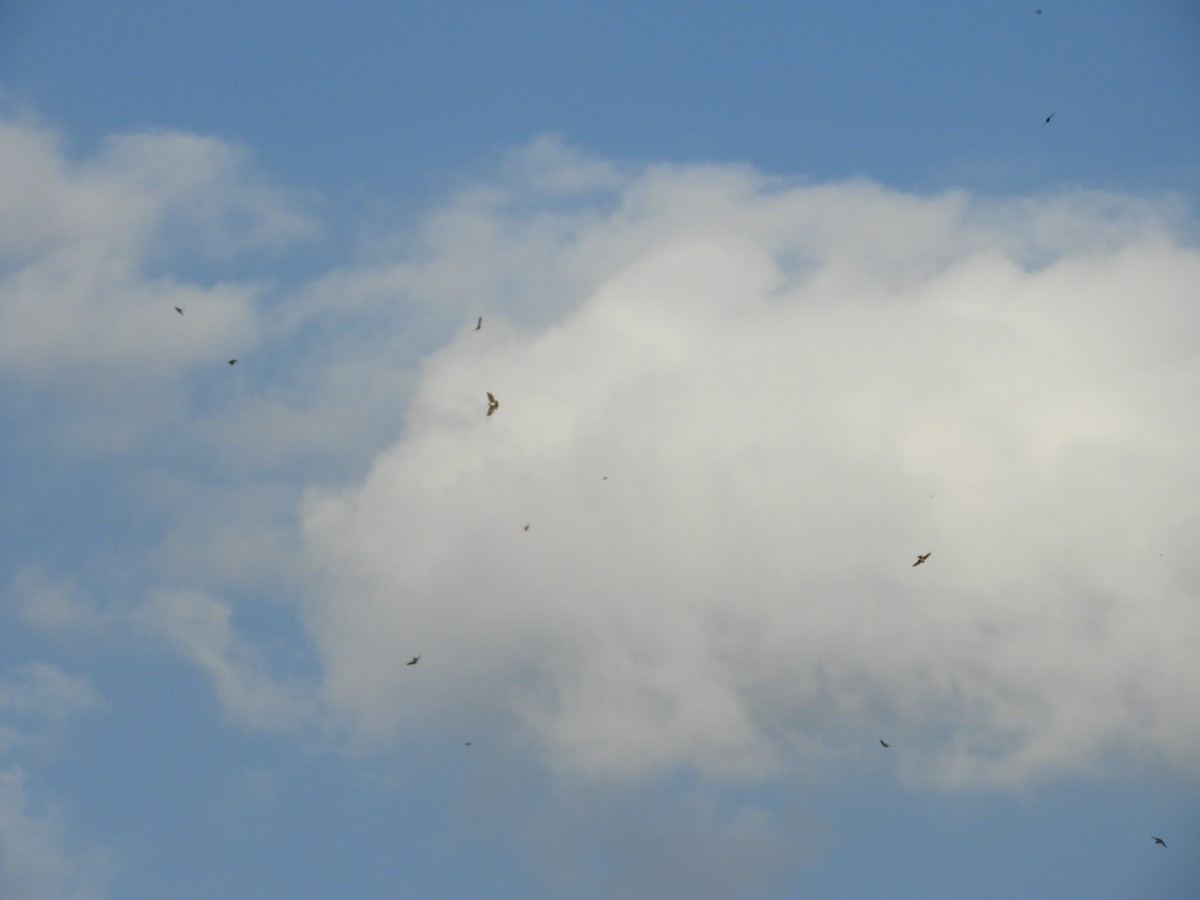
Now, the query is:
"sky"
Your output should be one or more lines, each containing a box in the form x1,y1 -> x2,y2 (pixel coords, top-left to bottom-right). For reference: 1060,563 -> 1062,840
0,1 -> 1198,898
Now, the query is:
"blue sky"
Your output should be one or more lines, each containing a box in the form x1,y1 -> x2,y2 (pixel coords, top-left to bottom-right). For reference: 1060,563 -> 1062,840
0,2 -> 1198,898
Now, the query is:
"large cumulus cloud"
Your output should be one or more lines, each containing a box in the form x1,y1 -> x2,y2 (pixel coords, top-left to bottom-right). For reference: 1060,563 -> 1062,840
298,140 -> 1200,787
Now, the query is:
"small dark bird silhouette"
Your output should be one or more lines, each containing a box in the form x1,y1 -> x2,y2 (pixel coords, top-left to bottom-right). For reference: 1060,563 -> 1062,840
174,307 -> 183,315
524,524 -> 530,531
228,359 -> 237,366
1035,8 -> 1042,14
465,741 -> 472,746
913,553 -> 931,567
406,656 -> 420,666
475,316 -> 482,331
1153,836 -> 1167,847
1043,112 -> 1055,127
486,392 -> 499,416
880,739 -> 890,748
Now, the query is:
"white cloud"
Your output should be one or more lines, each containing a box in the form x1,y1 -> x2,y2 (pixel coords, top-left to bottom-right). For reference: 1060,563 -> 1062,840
0,113 -> 316,268
136,589 -> 314,733
0,663 -> 111,899
296,143 -> 1200,786
0,662 -> 104,721
0,768 -> 113,900
9,567 -> 112,637
0,661 -> 105,763
0,115 -> 315,386
0,112 -> 434,480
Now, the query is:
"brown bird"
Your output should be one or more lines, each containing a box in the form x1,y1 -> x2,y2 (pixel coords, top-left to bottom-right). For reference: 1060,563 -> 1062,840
912,553 -> 931,567
1042,112 -> 1055,127
880,739 -> 890,748
475,316 -> 482,331
406,656 -> 420,666
1153,836 -> 1167,847
228,359 -> 237,365
486,392 -> 499,416
174,307 -> 183,315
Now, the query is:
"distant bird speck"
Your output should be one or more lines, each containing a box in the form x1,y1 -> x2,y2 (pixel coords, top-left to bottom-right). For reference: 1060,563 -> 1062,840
524,524 -> 530,531
912,553 -> 931,567
174,307 -> 183,315
1153,836 -> 1167,847
486,392 -> 499,416
1042,112 -> 1055,127
406,656 -> 420,666
464,741 -> 472,746
880,739 -> 890,748
228,359 -> 237,366
475,316 -> 482,331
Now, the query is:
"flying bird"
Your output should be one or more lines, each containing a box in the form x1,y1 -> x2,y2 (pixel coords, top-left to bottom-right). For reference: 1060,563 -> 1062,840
912,553 -> 931,567
524,524 -> 530,531
406,656 -> 420,666
174,307 -> 183,315
1042,112 -> 1055,127
486,392 -> 499,416
880,739 -> 890,748
1153,836 -> 1167,847
228,359 -> 237,365
475,316 -> 482,331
